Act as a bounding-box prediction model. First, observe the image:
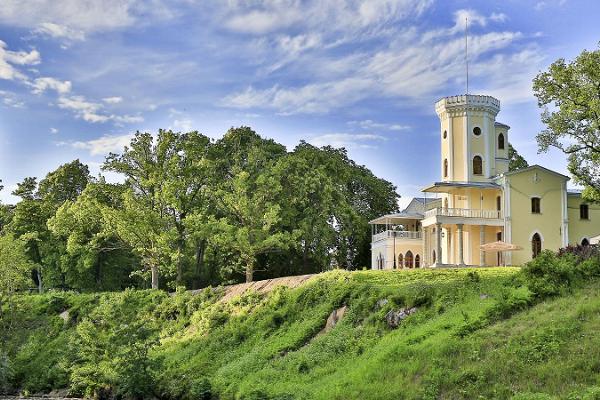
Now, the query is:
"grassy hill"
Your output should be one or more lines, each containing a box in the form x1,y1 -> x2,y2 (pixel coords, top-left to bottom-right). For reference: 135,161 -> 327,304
2,250 -> 600,399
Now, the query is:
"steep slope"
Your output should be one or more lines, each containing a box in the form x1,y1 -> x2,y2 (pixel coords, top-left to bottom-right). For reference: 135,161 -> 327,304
2,265 -> 600,399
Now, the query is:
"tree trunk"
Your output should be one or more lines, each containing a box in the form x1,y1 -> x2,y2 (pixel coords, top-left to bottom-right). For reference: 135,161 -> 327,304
176,224 -> 186,287
193,239 -> 206,289
245,262 -> 253,283
37,268 -> 43,294
151,265 -> 159,289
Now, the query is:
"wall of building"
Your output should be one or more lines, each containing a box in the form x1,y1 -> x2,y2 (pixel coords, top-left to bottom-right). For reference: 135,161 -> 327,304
371,239 -> 424,270
507,168 -> 566,265
567,195 -> 600,245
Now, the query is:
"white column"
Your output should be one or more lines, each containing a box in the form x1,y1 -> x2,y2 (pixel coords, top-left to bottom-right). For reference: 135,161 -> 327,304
436,222 -> 442,266
457,223 -> 465,266
479,225 -> 485,266
447,229 -> 453,265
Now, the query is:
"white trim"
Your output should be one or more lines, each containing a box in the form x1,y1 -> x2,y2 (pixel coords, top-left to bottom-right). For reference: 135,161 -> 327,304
484,116 -> 491,177
504,177 -> 512,265
529,230 -> 545,242
449,117 -> 454,181
530,194 -> 542,214
465,111 -> 469,180
472,152 -> 485,176
562,185 -> 568,243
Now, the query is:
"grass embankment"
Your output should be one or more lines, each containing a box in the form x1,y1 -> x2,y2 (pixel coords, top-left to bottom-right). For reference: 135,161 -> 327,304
2,251 -> 600,399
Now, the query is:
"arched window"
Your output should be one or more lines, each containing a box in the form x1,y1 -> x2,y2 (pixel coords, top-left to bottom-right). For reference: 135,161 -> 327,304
443,159 -> 448,178
532,233 -> 542,259
443,130 -> 447,139
398,253 -> 403,269
405,251 -> 413,268
473,156 -> 483,175
498,133 -> 505,150
473,127 -> 482,136
582,238 -> 590,247
415,254 -> 420,268
580,204 -> 589,220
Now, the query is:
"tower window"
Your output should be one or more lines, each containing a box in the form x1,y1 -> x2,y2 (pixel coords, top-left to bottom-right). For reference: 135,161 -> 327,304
580,204 -> 589,220
443,130 -> 447,139
496,195 -> 501,211
531,197 -> 541,214
532,233 -> 542,258
498,133 -> 505,149
473,156 -> 483,175
443,159 -> 448,178
473,126 -> 482,136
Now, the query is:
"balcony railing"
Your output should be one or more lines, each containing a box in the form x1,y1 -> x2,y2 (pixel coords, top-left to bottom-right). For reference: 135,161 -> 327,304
372,230 -> 422,242
424,207 -> 503,220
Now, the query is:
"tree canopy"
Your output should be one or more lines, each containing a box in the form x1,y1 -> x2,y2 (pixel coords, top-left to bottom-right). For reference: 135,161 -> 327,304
533,44 -> 600,202
0,127 -> 399,291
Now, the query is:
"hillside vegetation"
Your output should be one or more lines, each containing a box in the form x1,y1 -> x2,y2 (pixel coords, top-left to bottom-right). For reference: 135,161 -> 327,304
2,248 -> 600,399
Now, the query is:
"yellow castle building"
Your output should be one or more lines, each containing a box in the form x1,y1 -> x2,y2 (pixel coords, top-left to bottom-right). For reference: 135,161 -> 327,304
371,94 -> 600,269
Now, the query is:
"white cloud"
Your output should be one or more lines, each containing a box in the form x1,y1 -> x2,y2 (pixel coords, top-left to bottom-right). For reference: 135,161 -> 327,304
0,90 -> 25,108
0,40 -> 41,81
349,119 -> 410,131
309,133 -> 387,149
57,95 -> 144,124
102,96 -> 123,104
34,22 -> 85,41
30,77 -> 72,94
0,0 -> 177,34
68,133 -> 134,155
490,12 -> 508,23
172,118 -> 193,132
50,127 -> 59,134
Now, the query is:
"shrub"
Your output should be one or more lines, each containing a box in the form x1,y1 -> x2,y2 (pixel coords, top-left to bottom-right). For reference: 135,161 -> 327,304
522,251 -> 576,298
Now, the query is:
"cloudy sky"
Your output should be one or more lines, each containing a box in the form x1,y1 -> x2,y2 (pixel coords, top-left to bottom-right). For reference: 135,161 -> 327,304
0,0 -> 598,207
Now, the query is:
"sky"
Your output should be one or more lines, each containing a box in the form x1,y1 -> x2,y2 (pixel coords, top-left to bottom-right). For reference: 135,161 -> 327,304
0,0 -> 599,208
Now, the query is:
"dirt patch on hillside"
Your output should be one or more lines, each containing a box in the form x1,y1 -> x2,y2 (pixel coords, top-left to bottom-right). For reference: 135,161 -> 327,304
190,274 -> 316,302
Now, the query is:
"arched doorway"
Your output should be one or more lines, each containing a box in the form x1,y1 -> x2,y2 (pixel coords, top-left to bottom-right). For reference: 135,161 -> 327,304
398,253 -> 404,269
532,233 -> 542,258
582,238 -> 590,247
415,254 -> 420,268
405,251 -> 414,268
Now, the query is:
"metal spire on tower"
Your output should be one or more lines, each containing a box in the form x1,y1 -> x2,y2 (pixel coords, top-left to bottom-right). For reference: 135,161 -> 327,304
465,17 -> 469,95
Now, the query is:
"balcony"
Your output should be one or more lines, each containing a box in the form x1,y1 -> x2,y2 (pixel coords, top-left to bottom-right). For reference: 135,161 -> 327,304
372,230 -> 422,243
423,207 -> 504,226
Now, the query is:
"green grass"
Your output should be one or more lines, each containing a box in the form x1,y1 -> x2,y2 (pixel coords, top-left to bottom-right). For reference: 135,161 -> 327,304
2,265 -> 600,399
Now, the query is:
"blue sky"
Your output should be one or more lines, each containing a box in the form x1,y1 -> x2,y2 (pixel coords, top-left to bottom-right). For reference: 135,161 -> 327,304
0,0 -> 599,207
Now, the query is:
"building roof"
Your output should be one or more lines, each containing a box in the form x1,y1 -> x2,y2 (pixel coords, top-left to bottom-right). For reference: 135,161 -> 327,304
368,212 -> 424,224
494,121 -> 511,129
503,164 -> 570,180
411,197 -> 440,204
422,181 -> 501,193
567,190 -> 582,196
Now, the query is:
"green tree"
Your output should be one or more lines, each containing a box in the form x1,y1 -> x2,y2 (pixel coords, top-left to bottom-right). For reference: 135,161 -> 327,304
533,45 -> 600,202
103,130 -> 214,289
508,144 -> 529,171
0,235 -> 35,319
48,181 -> 138,291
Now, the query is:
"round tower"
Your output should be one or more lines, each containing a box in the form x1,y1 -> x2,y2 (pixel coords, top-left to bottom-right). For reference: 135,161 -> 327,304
435,95 -> 509,182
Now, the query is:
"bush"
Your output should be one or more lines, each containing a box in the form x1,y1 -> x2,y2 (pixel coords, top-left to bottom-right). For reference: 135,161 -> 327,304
522,251 -> 576,298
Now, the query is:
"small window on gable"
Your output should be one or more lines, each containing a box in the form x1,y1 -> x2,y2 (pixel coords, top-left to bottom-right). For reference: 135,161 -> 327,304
473,127 -> 482,136
443,130 -> 447,139
531,197 -> 541,214
473,156 -> 483,175
498,133 -> 505,150
443,159 -> 448,178
580,204 -> 589,220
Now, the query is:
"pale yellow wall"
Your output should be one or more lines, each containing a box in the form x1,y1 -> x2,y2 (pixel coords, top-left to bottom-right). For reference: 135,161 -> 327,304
371,239 -> 424,270
452,117 -> 466,181
494,126 -> 509,175
567,195 -> 600,245
469,115 -> 487,182
507,169 -> 566,265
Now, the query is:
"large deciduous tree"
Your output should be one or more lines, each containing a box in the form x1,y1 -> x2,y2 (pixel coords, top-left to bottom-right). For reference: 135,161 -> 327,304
533,45 -> 600,202
508,144 -> 529,172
